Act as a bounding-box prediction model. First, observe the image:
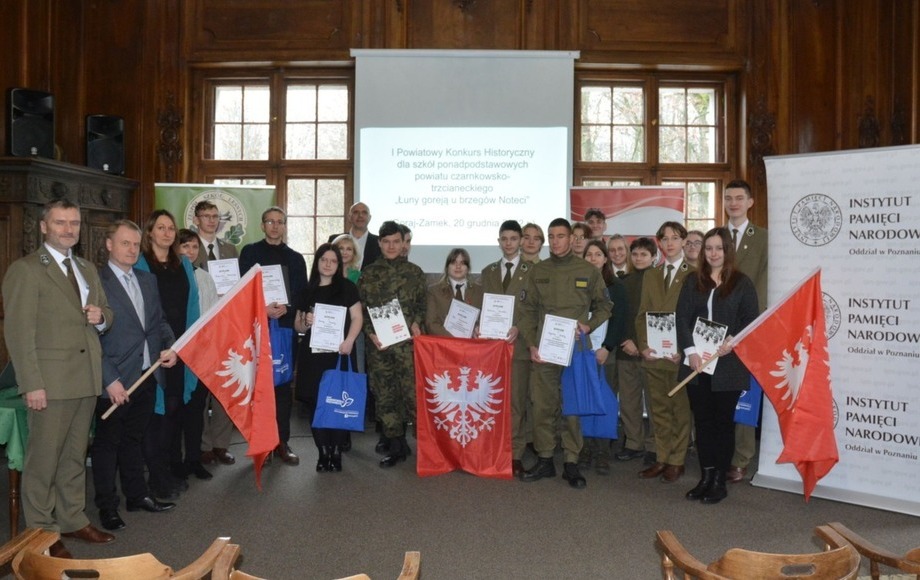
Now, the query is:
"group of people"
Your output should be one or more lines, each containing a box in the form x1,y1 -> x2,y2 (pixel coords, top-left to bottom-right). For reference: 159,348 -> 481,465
1,179 -> 766,558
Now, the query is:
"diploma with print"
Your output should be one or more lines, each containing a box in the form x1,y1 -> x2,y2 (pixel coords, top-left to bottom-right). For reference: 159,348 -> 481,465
646,311 -> 677,358
539,314 -> 578,366
368,297 -> 411,347
478,293 -> 515,339
683,317 -> 728,375
208,258 -> 241,296
309,302 -> 346,353
260,264 -> 289,306
444,299 -> 480,339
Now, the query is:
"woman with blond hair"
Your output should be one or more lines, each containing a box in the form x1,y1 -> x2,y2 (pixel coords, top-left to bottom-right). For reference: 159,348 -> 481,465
332,233 -> 362,283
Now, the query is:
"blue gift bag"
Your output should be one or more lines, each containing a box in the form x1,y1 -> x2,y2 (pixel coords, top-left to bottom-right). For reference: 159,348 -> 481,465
561,335 -> 605,416
269,318 -> 294,386
312,355 -> 367,432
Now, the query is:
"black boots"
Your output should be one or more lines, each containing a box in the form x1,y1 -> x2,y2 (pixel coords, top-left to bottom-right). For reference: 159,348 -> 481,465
380,436 -> 409,468
317,445 -> 344,472
521,457 -> 556,482
329,446 -> 343,472
686,467 -> 716,500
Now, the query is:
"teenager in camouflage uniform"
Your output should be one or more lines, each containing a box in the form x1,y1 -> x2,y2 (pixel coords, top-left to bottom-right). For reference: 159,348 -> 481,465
357,221 -> 427,468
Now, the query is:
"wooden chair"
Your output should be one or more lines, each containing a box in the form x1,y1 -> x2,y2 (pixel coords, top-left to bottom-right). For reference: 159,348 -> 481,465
210,542 -> 267,580
657,527 -> 860,579
12,536 -> 230,579
817,521 -> 920,580
336,551 -> 421,580
0,528 -> 58,576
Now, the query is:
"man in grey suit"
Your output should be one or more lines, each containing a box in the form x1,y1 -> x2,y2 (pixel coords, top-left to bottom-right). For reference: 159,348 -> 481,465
191,200 -> 238,467
92,220 -> 179,531
2,199 -> 115,557
478,220 -> 534,478
723,179 -> 768,483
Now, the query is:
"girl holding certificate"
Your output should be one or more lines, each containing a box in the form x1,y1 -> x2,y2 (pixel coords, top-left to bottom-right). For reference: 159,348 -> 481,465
676,227 -> 758,505
294,244 -> 363,472
425,248 -> 483,337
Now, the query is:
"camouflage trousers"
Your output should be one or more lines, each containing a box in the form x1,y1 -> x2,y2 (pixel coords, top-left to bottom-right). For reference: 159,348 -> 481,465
366,339 -> 416,439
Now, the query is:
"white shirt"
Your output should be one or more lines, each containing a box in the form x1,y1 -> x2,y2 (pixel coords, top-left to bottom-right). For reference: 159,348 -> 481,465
45,244 -> 89,306
728,219 -> 749,250
198,234 -> 221,260
351,229 -> 369,263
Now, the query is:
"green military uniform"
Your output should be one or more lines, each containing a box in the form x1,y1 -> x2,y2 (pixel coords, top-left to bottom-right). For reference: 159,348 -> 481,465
357,256 -> 427,439
519,252 -> 612,464
615,267 -> 656,454
480,257 -> 534,461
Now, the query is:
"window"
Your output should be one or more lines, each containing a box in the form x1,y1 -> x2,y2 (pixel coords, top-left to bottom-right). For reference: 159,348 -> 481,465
576,73 -> 736,230
192,68 -> 354,267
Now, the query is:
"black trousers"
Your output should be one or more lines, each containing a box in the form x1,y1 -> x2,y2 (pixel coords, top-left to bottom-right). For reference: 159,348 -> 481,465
687,374 -> 741,473
177,382 -> 208,465
275,381 -> 293,445
92,374 -> 156,510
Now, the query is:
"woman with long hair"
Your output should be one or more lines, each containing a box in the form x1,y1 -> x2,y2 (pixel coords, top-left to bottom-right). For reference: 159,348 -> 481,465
136,210 -> 204,498
676,227 -> 758,504
425,248 -> 483,336
293,243 -> 363,472
578,239 -> 626,474
332,234 -> 362,284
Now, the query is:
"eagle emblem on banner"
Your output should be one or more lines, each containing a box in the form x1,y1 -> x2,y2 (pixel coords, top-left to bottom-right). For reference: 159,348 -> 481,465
215,318 -> 262,406
425,366 -> 504,447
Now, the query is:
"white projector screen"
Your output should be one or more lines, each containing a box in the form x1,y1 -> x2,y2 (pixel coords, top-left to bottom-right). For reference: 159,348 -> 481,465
352,49 -> 579,273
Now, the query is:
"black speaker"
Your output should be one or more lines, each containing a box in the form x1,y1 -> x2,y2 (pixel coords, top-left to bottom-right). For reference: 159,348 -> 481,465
86,114 -> 125,175
8,88 -> 55,159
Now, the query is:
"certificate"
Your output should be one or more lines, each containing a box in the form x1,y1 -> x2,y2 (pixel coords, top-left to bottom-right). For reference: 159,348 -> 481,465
444,299 -> 480,339
368,298 -> 411,348
309,303 -> 347,353
588,319 -> 608,352
479,293 -> 515,339
683,317 -> 728,375
538,314 -> 578,366
208,258 -> 240,296
260,264 -> 289,305
645,311 -> 677,358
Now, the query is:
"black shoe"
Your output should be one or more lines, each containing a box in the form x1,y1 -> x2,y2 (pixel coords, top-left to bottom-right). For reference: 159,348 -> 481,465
701,471 -> 728,504
126,496 -> 176,513
512,459 -> 524,478
169,475 -> 189,491
316,447 -> 331,472
686,467 -> 716,501
615,448 -> 645,461
562,462 -> 587,489
187,462 -> 213,480
274,444 -> 300,466
379,437 -> 408,468
150,487 -> 180,501
330,446 -> 343,472
375,436 -> 390,455
99,509 -> 125,531
521,458 -> 556,482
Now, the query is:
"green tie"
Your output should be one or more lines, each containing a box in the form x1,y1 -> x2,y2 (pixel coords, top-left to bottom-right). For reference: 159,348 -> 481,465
63,258 -> 81,301
664,264 -> 674,290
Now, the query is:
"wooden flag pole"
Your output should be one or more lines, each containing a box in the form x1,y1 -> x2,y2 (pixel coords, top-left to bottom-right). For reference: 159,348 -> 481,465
667,353 -> 721,397
101,361 -> 163,420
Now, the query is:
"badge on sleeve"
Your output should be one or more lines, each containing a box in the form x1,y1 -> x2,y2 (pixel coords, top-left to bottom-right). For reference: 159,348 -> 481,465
575,277 -> 588,289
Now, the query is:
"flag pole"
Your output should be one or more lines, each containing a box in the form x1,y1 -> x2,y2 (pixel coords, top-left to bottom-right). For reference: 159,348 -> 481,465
100,361 -> 163,420
668,353 -> 721,397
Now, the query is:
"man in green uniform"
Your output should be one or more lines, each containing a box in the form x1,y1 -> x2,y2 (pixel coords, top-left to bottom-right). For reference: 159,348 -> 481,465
358,220 -> 427,467
518,218 -> 612,489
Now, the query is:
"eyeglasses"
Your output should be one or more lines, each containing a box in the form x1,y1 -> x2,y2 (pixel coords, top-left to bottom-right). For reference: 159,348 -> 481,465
197,214 -> 220,220
573,236 -> 586,241
263,219 -> 286,226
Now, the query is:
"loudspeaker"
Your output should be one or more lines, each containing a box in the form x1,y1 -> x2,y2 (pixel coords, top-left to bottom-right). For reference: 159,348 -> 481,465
8,88 -> 55,158
86,114 -> 124,174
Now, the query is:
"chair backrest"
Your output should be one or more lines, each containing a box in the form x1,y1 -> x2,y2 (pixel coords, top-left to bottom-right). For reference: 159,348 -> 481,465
657,529 -> 860,580
13,550 -> 173,579
397,551 -> 420,580
820,522 -> 920,578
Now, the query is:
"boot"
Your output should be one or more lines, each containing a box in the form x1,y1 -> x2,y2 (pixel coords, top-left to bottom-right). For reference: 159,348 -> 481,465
520,457 -> 556,482
316,446 -> 331,472
375,435 -> 390,455
330,446 -> 343,472
686,467 -> 716,500
380,436 -> 408,468
701,469 -> 728,504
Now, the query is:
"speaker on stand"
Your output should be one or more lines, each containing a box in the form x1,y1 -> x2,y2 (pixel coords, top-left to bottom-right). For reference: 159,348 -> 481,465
86,114 -> 125,175
8,88 -> 55,159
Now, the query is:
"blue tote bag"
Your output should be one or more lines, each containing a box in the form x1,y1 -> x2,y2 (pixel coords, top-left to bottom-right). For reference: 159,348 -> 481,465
312,355 -> 367,432
580,365 -> 620,439
269,318 -> 294,386
561,334 -> 605,416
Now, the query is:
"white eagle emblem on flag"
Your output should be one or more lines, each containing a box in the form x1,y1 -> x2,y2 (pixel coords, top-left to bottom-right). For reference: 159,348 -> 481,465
768,325 -> 816,411
215,318 -> 262,406
425,366 -> 503,447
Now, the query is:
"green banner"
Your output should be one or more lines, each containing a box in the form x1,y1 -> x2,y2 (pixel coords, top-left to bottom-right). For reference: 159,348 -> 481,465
154,183 -> 276,249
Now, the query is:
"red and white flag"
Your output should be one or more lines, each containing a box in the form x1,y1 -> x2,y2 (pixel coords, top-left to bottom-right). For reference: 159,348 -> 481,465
172,266 -> 279,487
732,268 -> 838,500
414,336 -> 514,479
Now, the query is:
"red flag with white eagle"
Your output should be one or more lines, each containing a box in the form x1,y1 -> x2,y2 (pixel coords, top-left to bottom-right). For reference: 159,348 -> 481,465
172,265 -> 279,488
732,268 -> 838,500
414,336 -> 514,479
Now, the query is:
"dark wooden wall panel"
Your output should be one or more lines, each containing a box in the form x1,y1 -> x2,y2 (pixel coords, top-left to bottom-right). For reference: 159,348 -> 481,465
406,1 -> 524,49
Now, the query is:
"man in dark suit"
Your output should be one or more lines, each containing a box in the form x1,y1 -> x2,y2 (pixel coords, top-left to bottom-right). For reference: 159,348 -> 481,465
191,200 -> 238,467
2,199 -> 115,558
723,179 -> 768,483
478,220 -> 534,477
92,220 -> 179,531
328,202 -> 380,269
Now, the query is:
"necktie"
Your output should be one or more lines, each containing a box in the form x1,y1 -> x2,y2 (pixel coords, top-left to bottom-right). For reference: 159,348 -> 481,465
208,243 -> 216,260
616,270 -> 626,279
502,262 -> 513,291
454,283 -> 464,301
124,273 -> 145,328
63,258 -> 81,301
664,264 -> 674,290
732,228 -> 739,249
